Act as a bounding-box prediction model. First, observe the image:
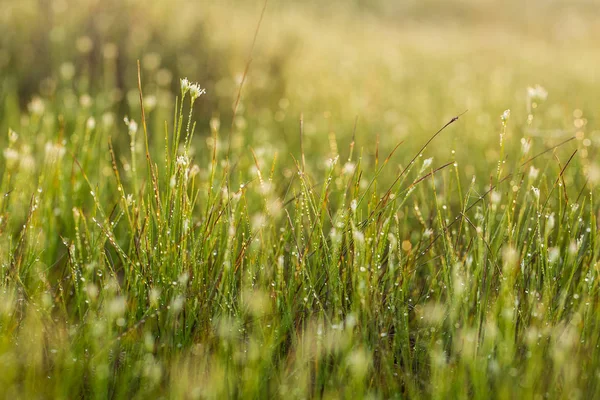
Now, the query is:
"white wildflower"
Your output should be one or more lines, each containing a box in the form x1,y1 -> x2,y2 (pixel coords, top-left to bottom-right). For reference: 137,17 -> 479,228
20,153 -> 36,172
102,112 -> 115,127
144,95 -> 157,111
210,117 -> 221,132
420,157 -> 433,173
251,213 -> 267,230
521,138 -> 531,154
342,162 -> 356,175
490,191 -> 502,205
548,247 -> 560,263
149,288 -> 161,307
3,148 -> 19,168
124,117 -> 138,135
80,94 -> 93,108
189,83 -> 206,101
189,164 -> 200,178
28,96 -> 45,116
45,141 -> 66,164
330,228 -> 341,243
180,78 -> 190,93
501,109 -> 511,122
86,284 -> 99,301
527,85 -> 548,102
106,296 -> 127,317
8,129 -> 18,144
529,166 -> 539,180
171,296 -> 184,313
531,186 -> 540,199
178,272 -> 190,286
324,155 -> 339,169
585,164 -> 600,185
547,213 -> 555,231
176,155 -> 189,168
86,117 -> 96,130
353,230 -> 365,245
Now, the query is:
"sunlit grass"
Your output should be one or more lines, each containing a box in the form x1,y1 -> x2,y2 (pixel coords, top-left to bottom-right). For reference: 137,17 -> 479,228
1,1 -> 599,398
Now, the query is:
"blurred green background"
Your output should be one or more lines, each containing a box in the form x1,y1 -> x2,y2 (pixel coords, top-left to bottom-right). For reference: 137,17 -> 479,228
1,0 -> 599,183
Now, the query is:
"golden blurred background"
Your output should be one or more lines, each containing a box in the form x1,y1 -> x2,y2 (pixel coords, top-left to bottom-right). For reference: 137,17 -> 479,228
1,0 -> 598,178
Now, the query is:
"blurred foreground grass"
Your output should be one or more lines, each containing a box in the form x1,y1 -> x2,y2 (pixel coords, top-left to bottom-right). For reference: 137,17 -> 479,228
1,0 -> 600,398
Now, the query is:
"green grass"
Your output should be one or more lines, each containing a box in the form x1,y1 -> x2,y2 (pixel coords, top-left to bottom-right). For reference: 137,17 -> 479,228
1,1 -> 600,398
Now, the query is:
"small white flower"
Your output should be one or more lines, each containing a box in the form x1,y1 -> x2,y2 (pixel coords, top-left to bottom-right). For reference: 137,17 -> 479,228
176,155 -> 189,167
342,162 -> 356,175
86,284 -> 99,301
353,230 -> 365,245
178,272 -> 190,285
189,83 -> 206,101
547,213 -> 555,231
28,96 -> 45,116
521,138 -> 531,154
324,156 -> 339,169
106,296 -> 127,317
45,141 -> 66,164
102,112 -> 115,127
124,117 -> 138,135
86,117 -> 96,130
251,213 -> 267,230
8,129 -> 18,144
189,164 -> 200,178
529,166 -> 539,180
420,157 -> 433,173
149,288 -> 161,306
3,148 -> 19,168
527,85 -> 548,102
531,186 -> 540,199
20,153 -> 36,172
144,95 -> 157,111
80,94 -> 93,108
501,109 -> 511,122
586,164 -> 600,184
180,78 -> 190,93
548,247 -> 560,263
210,117 -> 221,132
171,296 -> 184,313
490,191 -> 502,205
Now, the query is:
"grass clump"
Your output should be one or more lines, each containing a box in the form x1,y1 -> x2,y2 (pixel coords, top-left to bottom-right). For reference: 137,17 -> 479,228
0,64 -> 598,398
0,2 -> 600,398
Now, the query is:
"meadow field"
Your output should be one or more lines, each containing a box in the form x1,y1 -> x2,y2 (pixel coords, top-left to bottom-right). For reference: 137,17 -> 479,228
1,0 -> 599,398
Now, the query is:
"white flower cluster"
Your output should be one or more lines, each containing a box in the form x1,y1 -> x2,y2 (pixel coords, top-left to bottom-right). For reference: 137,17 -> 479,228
123,117 -> 138,135
180,77 -> 206,101
28,96 -> 45,116
420,157 -> 433,173
45,141 -> 66,164
176,155 -> 189,168
527,85 -> 548,102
